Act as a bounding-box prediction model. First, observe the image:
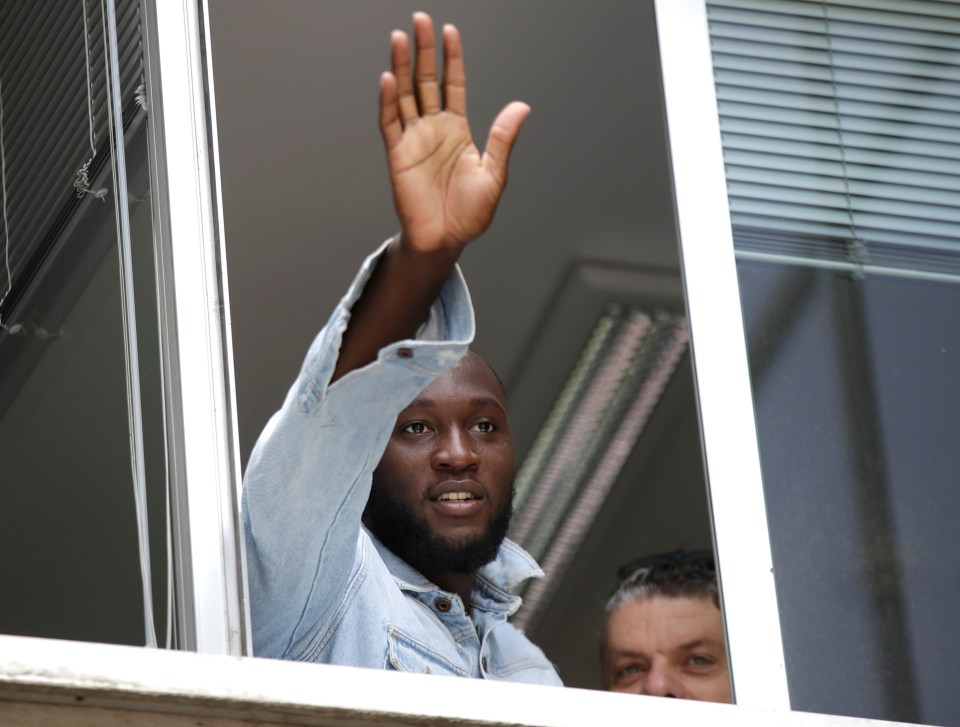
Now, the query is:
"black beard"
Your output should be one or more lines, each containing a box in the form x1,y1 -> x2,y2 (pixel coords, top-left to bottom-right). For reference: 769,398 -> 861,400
362,484 -> 513,577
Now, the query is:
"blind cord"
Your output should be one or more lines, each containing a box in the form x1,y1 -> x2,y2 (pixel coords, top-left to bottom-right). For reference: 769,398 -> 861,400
821,0 -> 869,280
82,0 -> 97,155
101,0 -> 158,649
0,66 -> 10,326
75,0 -> 105,201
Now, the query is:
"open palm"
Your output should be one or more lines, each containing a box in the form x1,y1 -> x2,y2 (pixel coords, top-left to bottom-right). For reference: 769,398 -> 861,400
379,14 -> 530,254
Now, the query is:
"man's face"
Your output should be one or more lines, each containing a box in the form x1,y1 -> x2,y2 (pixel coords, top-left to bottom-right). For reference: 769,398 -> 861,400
364,352 -> 516,576
602,595 -> 731,703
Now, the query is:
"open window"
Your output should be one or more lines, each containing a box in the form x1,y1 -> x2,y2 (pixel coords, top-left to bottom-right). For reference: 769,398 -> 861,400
7,1 -> 958,726
0,0 -> 246,655
211,0 -> 717,694
0,0 -> 166,646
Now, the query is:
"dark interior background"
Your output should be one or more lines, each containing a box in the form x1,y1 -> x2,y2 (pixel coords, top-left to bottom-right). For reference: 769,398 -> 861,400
208,0 -> 712,689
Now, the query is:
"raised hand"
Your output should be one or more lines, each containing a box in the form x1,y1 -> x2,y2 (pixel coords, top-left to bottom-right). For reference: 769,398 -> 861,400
333,13 -> 528,382
379,12 -> 530,255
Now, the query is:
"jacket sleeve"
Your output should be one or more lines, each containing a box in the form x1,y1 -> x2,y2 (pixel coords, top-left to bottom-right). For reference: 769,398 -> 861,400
241,239 -> 475,659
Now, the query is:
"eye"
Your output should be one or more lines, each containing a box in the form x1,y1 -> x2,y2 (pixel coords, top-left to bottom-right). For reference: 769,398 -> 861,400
686,654 -> 716,671
613,661 -> 649,681
469,420 -> 496,434
401,421 -> 432,435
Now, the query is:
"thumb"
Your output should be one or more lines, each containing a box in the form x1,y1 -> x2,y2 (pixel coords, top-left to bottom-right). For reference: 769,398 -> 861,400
482,101 -> 531,185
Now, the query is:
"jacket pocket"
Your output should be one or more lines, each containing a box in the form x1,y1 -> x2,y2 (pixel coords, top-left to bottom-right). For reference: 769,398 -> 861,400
481,624 -> 561,685
386,625 -> 469,677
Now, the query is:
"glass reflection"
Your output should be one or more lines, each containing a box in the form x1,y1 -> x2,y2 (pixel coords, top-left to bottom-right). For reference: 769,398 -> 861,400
739,261 -> 960,724
707,0 -> 960,721
0,0 -> 166,646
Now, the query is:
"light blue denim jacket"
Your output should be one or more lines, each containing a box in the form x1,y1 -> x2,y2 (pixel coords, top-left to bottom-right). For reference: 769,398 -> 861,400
242,241 -> 562,686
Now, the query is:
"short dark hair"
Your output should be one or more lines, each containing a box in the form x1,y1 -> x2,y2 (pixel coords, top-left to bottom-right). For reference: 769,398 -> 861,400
468,348 -> 508,401
606,550 -> 719,614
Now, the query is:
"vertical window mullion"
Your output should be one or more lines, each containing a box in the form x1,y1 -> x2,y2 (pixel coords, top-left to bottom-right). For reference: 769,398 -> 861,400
653,0 -> 789,709
140,0 -> 248,656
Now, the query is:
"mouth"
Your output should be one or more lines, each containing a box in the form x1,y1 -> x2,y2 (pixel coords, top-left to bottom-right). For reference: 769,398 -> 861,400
436,491 -> 479,502
428,481 -> 485,516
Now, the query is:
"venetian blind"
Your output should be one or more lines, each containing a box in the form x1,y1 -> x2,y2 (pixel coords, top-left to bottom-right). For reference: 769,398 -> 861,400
706,0 -> 960,280
0,0 -> 142,322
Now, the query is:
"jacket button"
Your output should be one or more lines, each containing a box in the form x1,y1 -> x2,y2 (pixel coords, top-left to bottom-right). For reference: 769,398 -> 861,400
397,347 -> 413,359
435,598 -> 452,612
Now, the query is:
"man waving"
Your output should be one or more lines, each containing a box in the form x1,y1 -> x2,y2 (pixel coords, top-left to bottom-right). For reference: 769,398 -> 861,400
242,12 -> 559,685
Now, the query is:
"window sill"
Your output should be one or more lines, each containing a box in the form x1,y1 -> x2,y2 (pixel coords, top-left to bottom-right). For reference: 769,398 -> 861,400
0,634 -> 914,727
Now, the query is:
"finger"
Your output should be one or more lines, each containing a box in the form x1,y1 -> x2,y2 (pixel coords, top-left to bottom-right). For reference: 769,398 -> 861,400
379,72 -> 403,149
391,30 -> 419,125
481,102 -> 531,185
412,12 -> 440,115
442,23 -> 467,118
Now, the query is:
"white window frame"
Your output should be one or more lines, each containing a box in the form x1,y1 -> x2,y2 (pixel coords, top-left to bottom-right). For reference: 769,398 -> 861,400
652,0 -> 790,709
656,0 -> 960,719
0,631 -> 923,726
141,0 -> 249,655
0,1 -> 935,725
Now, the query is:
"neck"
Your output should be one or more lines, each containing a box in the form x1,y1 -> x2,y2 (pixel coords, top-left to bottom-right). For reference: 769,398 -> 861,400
425,571 -> 475,605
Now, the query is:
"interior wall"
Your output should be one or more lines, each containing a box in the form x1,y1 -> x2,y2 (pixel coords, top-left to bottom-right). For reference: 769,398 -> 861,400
207,0 -> 682,465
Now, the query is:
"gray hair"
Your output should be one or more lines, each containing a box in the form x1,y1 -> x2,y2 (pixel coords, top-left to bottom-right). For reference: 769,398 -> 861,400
606,550 -> 719,614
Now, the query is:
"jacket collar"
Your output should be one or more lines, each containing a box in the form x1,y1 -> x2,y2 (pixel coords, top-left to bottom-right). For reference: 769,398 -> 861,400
364,527 -> 544,616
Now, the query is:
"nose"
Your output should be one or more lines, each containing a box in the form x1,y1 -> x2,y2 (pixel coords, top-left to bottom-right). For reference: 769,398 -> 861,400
643,662 -> 680,699
432,426 -> 479,471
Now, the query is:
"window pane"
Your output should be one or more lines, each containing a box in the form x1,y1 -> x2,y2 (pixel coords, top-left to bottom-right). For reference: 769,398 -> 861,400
0,0 -> 167,646
738,259 -> 960,724
707,0 -> 960,722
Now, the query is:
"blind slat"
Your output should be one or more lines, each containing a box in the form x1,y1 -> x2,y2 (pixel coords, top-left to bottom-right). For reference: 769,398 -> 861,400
727,163 -> 960,196
0,0 -> 142,317
709,0 -> 960,278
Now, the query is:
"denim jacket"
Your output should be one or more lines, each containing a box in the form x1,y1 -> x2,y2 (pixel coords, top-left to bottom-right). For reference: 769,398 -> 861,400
242,240 -> 562,686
